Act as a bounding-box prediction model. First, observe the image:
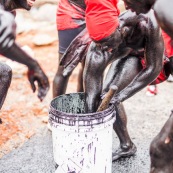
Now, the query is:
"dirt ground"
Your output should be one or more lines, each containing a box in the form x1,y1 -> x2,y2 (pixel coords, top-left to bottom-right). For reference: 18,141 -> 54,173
0,27 -> 81,158
1,7 -> 173,171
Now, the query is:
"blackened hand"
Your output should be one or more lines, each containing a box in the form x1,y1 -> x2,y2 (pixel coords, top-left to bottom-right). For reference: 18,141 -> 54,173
27,66 -> 49,101
0,10 -> 16,52
95,28 -> 122,52
101,91 -> 121,105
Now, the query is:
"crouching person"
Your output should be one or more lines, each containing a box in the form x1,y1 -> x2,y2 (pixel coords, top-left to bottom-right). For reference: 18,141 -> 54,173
0,4 -> 49,114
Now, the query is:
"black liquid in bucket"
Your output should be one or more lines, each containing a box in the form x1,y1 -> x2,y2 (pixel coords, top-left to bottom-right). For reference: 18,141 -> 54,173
49,92 -> 115,127
51,92 -> 86,114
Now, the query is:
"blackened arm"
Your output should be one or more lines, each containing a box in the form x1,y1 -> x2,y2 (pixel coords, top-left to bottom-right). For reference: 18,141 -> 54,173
84,41 -> 131,113
113,18 -> 164,103
0,7 -> 37,68
1,43 -> 50,101
1,43 -> 38,69
84,42 -> 109,112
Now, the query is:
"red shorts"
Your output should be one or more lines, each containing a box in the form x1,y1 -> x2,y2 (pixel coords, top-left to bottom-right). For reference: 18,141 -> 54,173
162,30 -> 173,58
141,32 -> 173,85
151,67 -> 169,85
141,58 -> 170,85
57,0 -> 85,30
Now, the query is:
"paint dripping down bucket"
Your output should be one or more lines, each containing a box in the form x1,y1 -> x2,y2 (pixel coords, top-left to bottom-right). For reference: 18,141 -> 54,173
49,92 -> 116,173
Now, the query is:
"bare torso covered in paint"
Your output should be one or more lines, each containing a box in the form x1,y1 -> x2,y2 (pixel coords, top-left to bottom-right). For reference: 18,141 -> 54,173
84,10 -> 163,112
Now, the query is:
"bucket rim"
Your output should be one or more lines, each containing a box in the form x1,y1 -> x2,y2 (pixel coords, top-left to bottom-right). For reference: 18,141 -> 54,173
49,92 -> 116,126
50,92 -> 115,116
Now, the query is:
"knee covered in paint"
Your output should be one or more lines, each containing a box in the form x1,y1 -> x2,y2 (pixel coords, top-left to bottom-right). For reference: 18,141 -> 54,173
0,63 -> 12,85
150,134 -> 173,172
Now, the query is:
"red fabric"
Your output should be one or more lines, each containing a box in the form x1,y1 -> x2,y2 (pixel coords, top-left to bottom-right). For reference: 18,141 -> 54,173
152,70 -> 168,84
140,32 -> 173,84
141,59 -> 168,85
162,30 -> 173,58
85,0 -> 120,41
57,0 -> 85,30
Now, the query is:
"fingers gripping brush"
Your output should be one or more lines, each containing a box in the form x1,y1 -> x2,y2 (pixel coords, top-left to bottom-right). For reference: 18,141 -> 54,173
97,85 -> 118,112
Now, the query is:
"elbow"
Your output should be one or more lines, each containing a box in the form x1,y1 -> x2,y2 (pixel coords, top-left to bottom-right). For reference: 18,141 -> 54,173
155,63 -> 163,76
149,64 -> 162,81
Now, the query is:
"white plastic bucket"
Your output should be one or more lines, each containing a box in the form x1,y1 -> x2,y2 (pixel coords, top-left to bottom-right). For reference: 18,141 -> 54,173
49,92 -> 116,173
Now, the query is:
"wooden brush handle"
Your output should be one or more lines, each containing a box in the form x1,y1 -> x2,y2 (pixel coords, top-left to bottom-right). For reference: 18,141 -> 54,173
97,85 -> 118,112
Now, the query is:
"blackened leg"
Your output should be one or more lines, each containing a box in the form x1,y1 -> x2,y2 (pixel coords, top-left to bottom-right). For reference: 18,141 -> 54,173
77,61 -> 85,92
0,63 -> 12,109
113,103 -> 137,161
53,53 -> 72,98
103,56 -> 142,161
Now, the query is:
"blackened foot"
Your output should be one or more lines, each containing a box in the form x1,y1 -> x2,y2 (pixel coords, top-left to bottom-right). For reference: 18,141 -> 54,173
112,143 -> 137,161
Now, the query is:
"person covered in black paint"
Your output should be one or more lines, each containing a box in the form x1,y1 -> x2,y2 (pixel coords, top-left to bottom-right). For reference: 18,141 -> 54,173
119,1 -> 173,170
149,110 -> 173,173
122,0 -> 173,40
0,1 -> 49,114
60,9 -> 164,161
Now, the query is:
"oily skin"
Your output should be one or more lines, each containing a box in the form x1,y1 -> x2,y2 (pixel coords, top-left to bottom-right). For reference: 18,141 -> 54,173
150,112 -> 173,173
53,53 -> 85,98
0,1 -> 49,113
53,29 -> 91,98
60,10 -> 164,160
52,0 -> 86,98
84,10 -> 163,112
0,0 -> 36,50
123,0 -> 153,14
83,10 -> 164,160
123,0 -> 173,39
123,0 -> 173,168
0,8 -> 14,110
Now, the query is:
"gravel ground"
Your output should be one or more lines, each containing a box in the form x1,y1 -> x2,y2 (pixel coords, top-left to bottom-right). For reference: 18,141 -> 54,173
0,82 -> 173,173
